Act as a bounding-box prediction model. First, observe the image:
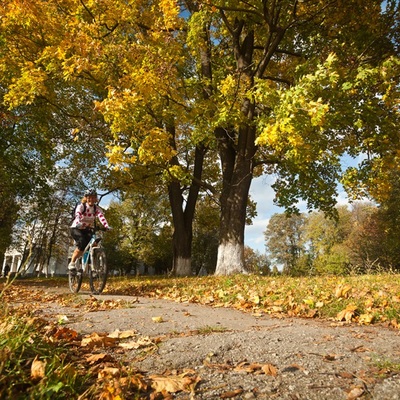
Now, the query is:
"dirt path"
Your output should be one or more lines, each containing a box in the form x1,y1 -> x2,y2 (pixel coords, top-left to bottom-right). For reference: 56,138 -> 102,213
29,286 -> 400,399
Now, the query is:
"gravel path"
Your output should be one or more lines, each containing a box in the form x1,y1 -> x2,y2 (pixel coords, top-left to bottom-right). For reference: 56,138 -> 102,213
34,288 -> 400,400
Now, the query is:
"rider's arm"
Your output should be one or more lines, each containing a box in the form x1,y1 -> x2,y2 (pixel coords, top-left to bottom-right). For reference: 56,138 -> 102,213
72,203 -> 85,228
96,208 -> 110,230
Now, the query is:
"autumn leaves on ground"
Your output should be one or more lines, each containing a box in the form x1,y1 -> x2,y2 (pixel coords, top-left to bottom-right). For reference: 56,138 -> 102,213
1,274 -> 399,399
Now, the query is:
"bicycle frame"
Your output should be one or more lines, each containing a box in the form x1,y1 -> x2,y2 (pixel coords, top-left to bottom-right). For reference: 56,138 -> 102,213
80,231 -> 102,274
68,227 -> 108,294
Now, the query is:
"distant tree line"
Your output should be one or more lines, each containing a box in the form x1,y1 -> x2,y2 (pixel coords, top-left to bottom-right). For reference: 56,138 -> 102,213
265,201 -> 400,276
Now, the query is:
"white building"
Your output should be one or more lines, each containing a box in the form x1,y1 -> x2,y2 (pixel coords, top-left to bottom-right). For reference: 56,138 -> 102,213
2,246 -> 70,277
2,248 -> 22,276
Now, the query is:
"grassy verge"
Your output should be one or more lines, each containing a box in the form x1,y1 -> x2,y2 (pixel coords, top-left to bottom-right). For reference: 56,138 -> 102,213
2,273 -> 400,326
0,304 -> 89,399
104,273 -> 400,327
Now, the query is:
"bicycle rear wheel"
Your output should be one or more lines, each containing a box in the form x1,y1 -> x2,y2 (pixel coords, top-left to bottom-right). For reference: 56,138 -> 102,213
89,249 -> 108,294
68,260 -> 83,293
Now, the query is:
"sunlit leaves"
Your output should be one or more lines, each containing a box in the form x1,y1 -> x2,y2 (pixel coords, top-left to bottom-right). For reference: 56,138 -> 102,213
157,0 -> 181,30
255,53 -> 340,160
4,63 -> 48,108
0,0 -> 187,181
138,128 -> 177,165
103,274 -> 400,327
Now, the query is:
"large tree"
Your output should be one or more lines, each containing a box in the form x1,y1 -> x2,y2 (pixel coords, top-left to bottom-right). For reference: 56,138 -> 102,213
0,0 -> 216,276
186,0 -> 399,274
1,0 -> 398,277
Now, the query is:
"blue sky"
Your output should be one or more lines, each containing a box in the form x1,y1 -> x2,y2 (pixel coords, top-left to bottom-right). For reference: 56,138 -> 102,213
245,154 -> 365,253
245,175 -> 281,253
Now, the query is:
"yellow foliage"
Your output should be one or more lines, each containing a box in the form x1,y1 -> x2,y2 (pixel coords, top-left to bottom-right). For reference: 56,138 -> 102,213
256,124 -> 280,148
137,128 -> 176,165
158,0 -> 180,30
106,144 -> 125,166
307,99 -> 329,126
4,64 -> 48,109
219,75 -> 236,96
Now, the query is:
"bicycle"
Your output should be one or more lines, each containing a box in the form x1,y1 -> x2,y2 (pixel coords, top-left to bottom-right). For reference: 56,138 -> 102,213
68,227 -> 108,294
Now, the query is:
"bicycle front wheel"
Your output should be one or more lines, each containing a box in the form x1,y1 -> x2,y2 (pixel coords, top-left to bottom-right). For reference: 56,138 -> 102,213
89,249 -> 108,294
68,260 -> 83,293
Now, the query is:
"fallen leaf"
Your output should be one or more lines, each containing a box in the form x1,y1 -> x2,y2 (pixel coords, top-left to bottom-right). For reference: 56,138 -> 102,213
234,361 -> 260,373
337,304 -> 358,322
150,372 -> 200,394
335,284 -> 352,298
347,386 -> 364,399
262,363 -> 278,376
364,298 -> 374,310
251,294 -> 260,305
108,329 -> 137,339
233,361 -> 277,376
220,388 -> 244,398
128,374 -> 148,391
389,319 -> 399,329
152,316 -> 164,323
85,353 -> 111,364
81,332 -> 117,348
119,336 -> 155,349
359,314 -> 374,325
337,371 -> 354,379
31,356 -> 46,380
53,327 -> 79,341
98,367 -> 121,379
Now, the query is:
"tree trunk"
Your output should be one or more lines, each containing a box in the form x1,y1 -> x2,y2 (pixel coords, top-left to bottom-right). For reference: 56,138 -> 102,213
215,122 -> 256,275
168,137 -> 206,276
166,20 -> 210,275
168,170 -> 195,276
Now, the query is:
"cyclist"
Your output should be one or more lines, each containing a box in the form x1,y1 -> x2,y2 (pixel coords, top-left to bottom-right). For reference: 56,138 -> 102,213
68,188 -> 110,271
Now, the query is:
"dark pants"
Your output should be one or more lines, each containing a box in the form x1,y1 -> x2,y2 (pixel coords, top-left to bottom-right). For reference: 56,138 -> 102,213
70,228 -> 93,251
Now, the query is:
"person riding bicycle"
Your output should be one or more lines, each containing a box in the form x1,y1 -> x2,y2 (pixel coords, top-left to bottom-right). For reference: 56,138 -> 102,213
68,188 -> 110,271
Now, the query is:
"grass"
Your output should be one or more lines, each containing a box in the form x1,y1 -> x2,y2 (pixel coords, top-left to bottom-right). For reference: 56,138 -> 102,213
101,273 -> 400,326
370,354 -> 400,379
2,273 -> 400,326
0,305 -> 89,399
196,325 -> 228,334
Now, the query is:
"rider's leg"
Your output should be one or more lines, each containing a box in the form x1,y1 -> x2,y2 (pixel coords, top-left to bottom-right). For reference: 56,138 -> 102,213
69,228 -> 91,271
71,248 -> 83,263
68,248 -> 83,270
